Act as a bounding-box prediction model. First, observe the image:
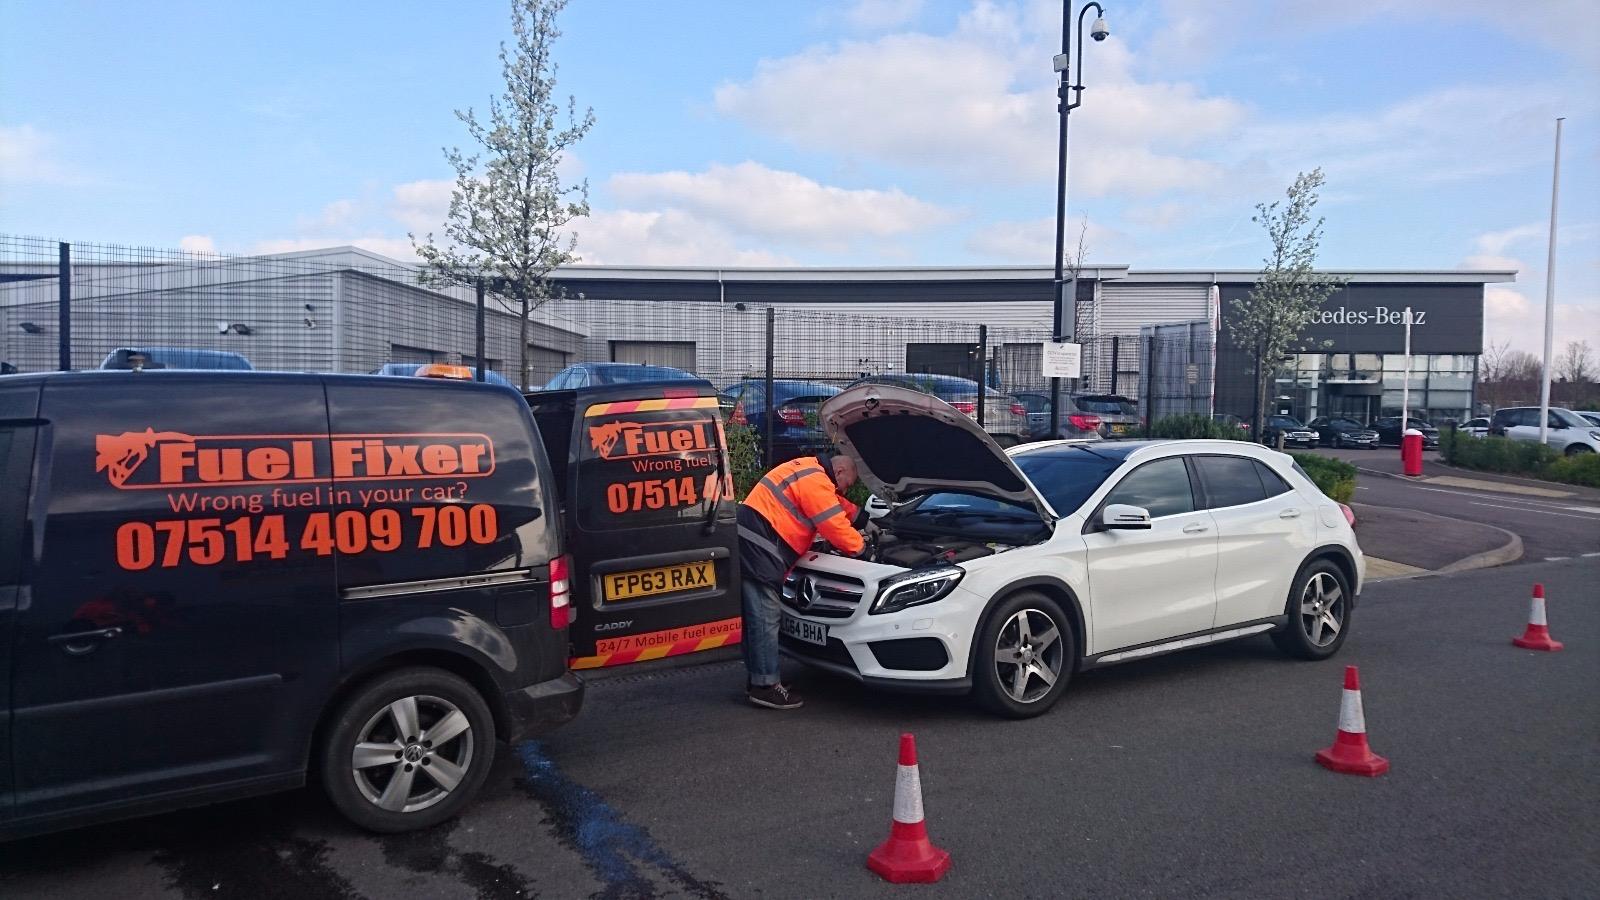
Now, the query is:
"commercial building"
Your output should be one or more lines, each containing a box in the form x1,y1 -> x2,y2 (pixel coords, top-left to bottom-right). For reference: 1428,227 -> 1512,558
0,242 -> 1509,422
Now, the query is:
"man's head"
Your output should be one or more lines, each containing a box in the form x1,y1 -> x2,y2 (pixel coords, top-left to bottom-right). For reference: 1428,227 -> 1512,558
829,454 -> 858,490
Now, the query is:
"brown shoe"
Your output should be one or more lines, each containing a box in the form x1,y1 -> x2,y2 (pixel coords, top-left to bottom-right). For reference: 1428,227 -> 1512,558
747,683 -> 804,710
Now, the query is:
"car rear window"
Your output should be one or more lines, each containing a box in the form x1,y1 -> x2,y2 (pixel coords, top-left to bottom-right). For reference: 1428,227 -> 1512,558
1195,455 -> 1267,508
1076,397 -> 1136,415
597,366 -> 695,384
577,399 -> 731,531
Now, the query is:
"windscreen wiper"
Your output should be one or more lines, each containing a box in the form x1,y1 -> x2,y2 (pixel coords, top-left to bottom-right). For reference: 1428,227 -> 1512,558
703,431 -> 727,535
1067,443 -> 1114,460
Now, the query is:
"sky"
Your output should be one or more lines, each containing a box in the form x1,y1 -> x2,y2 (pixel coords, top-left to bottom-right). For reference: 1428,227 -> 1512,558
2,0 -> 1598,356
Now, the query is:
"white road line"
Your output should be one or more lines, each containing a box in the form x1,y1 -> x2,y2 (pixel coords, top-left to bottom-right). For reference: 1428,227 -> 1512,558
1467,501 -> 1599,521
1545,556 -> 1571,561
1403,483 -> 1600,514
1584,552 -> 1600,558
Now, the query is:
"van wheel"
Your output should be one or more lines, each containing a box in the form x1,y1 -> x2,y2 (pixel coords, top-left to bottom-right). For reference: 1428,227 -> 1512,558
973,591 -> 1074,718
319,667 -> 496,833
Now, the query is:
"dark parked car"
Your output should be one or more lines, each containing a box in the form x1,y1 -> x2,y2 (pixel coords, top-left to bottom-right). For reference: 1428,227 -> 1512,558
1259,414 -> 1319,448
1011,391 -> 1106,440
850,373 -> 1029,446
1372,416 -> 1439,448
100,347 -> 253,371
543,362 -> 697,389
372,362 -> 513,386
721,379 -> 841,464
1308,416 -> 1379,449
0,372 -> 582,839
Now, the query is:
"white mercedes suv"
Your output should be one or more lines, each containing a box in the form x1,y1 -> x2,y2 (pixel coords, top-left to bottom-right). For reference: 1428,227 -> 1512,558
778,384 -> 1365,718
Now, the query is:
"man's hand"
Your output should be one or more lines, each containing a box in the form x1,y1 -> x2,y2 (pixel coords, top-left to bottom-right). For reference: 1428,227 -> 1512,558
862,520 -> 884,539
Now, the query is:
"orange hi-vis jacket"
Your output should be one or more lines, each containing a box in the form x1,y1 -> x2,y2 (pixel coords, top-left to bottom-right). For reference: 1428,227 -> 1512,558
741,456 -> 864,565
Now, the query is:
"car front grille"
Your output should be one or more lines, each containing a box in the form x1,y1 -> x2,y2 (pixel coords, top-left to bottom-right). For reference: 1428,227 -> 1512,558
782,568 -> 867,619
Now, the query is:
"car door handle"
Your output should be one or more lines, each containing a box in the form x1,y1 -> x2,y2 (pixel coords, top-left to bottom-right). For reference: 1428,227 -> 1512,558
1279,509 -> 1302,519
49,626 -> 123,656
1182,523 -> 1209,534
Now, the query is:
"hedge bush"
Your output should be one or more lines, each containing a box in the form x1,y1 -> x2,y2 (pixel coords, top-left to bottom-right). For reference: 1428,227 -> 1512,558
1437,431 -> 1599,487
724,422 -> 874,504
1288,451 -> 1357,504
1147,413 -> 1250,441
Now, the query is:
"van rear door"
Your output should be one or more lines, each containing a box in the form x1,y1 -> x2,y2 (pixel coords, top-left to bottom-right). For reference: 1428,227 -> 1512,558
528,382 -> 741,667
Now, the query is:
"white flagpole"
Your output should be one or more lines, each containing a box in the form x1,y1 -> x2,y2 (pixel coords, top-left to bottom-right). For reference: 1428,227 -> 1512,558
1401,307 -> 1412,435
1539,117 -> 1564,446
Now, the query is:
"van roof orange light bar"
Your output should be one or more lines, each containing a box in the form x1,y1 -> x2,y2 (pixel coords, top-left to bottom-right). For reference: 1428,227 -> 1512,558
416,364 -> 474,380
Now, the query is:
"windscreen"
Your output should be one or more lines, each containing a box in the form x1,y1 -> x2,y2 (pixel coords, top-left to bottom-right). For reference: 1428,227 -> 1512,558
577,399 -> 731,531
1014,449 -> 1121,516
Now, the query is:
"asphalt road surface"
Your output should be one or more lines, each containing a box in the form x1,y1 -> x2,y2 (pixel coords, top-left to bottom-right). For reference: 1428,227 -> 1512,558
1315,448 -> 1600,563
4,559 -> 1597,899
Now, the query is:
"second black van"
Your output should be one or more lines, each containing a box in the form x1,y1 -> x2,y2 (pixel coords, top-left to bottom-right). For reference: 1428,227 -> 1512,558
0,371 -> 582,838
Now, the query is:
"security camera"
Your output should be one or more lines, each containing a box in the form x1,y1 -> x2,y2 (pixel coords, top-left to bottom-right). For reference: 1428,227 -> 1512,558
303,317 -> 317,329
1090,16 -> 1110,41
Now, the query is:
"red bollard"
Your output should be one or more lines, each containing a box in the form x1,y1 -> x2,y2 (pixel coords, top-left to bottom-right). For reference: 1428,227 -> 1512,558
1402,429 -> 1423,477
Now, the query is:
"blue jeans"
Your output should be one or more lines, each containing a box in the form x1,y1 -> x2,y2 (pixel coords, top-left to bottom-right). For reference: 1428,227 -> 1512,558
741,578 -> 783,687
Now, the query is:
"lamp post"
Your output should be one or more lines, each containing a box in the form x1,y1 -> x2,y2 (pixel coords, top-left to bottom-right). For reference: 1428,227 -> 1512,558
1047,2 -> 1110,438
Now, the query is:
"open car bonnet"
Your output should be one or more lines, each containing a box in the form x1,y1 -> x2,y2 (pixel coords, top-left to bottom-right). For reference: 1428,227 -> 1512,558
820,384 -> 1054,521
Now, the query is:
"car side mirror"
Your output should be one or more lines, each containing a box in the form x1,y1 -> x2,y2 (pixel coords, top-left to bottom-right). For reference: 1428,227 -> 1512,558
1101,503 -> 1152,530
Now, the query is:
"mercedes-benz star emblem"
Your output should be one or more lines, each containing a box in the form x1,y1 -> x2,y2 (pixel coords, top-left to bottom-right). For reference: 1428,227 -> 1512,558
796,576 -> 820,610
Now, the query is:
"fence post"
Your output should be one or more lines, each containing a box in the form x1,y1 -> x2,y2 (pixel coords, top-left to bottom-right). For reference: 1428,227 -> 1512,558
976,324 -> 987,426
474,278 -> 487,383
1144,336 -> 1157,437
764,306 -> 775,466
58,241 -> 71,372
1109,336 -> 1120,396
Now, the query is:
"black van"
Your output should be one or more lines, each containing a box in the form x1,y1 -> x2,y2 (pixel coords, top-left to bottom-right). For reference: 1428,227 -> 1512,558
0,372 -> 582,838
526,381 -> 742,668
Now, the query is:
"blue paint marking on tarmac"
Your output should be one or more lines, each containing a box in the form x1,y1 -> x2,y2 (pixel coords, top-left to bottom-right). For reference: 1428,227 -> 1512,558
515,742 -> 726,899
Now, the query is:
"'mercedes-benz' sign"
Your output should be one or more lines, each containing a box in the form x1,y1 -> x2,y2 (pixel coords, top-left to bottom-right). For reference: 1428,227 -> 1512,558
1310,307 -> 1426,327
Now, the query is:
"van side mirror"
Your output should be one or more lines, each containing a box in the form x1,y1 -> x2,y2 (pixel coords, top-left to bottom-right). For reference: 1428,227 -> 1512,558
1101,504 -> 1152,530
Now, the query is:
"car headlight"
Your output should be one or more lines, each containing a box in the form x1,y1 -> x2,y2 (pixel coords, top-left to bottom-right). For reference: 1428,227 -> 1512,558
870,565 -> 964,615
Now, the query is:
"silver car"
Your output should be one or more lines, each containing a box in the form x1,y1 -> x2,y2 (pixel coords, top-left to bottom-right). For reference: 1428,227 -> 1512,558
851,373 -> 1030,446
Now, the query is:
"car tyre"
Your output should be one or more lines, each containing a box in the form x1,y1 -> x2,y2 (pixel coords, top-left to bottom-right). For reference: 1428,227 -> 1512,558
1271,559 -> 1352,661
973,591 -> 1075,718
319,667 -> 496,833
1565,444 -> 1593,455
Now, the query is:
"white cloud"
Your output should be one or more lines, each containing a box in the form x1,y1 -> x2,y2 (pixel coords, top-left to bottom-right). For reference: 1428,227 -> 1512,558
608,161 -> 951,246
843,0 -> 925,30
1483,285 -> 1600,356
963,215 -> 1134,263
713,5 -> 1246,194
571,209 -> 796,267
179,235 -> 218,254
0,124 -> 84,186
391,179 -> 455,235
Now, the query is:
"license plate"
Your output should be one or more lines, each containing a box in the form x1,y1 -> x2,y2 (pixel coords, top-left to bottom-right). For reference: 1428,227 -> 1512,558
1110,423 -> 1129,434
603,561 -> 715,602
781,613 -> 828,646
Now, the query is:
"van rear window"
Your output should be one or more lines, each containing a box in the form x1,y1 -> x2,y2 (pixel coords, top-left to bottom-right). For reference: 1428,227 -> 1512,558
578,399 -> 731,531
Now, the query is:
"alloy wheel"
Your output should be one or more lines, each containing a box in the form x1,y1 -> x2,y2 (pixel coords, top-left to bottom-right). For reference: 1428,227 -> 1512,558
1299,572 -> 1345,647
351,694 -> 475,814
993,608 -> 1064,704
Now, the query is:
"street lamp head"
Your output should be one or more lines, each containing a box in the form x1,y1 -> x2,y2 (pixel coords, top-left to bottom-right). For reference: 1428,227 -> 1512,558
1090,15 -> 1110,41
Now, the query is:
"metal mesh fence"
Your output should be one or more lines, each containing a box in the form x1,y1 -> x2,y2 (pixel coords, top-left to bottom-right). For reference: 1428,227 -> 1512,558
2,234 -> 1214,438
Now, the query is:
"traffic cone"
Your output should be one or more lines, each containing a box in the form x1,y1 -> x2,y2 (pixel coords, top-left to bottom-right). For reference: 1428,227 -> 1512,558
866,733 -> 951,884
1315,666 -> 1390,777
1512,583 -> 1564,652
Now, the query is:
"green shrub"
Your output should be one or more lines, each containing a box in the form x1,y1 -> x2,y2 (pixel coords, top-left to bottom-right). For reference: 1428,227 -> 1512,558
1443,432 -> 1559,474
725,422 -> 763,500
1544,452 -> 1600,488
1288,451 -> 1357,504
1148,413 -> 1250,441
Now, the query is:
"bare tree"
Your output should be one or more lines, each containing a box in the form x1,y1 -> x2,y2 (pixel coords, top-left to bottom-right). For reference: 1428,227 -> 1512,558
411,0 -> 594,389
1502,350 -> 1542,383
1557,339 -> 1594,383
1480,339 -> 1512,384
1231,169 -> 1346,434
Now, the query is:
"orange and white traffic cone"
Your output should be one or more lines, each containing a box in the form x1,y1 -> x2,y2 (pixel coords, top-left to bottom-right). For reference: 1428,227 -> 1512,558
866,733 -> 951,884
1512,583 -> 1564,652
1315,665 -> 1390,777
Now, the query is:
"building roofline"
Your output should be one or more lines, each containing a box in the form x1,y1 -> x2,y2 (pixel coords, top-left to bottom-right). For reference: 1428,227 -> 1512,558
547,263 -> 1514,285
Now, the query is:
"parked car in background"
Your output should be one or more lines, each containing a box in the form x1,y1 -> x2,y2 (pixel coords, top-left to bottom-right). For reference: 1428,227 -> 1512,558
371,362 -> 513,386
721,379 -> 841,463
1576,411 -> 1600,428
1460,417 -> 1491,437
1011,391 -> 1106,441
1212,413 -> 1251,436
1259,415 -> 1319,448
1488,406 -> 1600,455
543,362 -> 697,389
850,373 -> 1030,446
100,347 -> 253,371
1372,416 -> 1439,448
1307,416 -> 1379,449
1074,394 -> 1143,439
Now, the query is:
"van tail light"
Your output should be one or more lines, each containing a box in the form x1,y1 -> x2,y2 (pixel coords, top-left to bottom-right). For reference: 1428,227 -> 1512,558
549,554 -> 572,630
950,401 -> 977,416
660,386 -> 699,398
1069,413 -> 1101,432
1010,402 -> 1027,416
731,401 -> 747,426
777,405 -> 806,426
